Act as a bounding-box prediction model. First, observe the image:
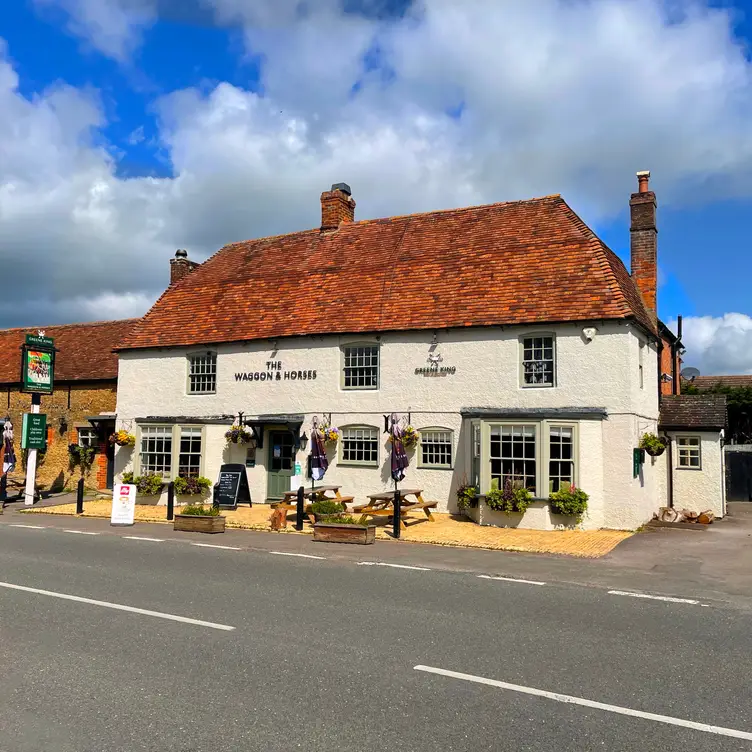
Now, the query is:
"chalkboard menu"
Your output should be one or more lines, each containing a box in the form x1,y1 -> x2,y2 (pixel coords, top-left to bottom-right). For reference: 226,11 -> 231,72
214,464 -> 252,509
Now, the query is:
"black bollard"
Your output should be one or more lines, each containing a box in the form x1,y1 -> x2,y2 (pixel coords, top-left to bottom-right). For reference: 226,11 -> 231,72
167,481 -> 174,521
76,477 -> 84,514
393,489 -> 401,539
296,486 -> 305,531
0,473 -> 7,505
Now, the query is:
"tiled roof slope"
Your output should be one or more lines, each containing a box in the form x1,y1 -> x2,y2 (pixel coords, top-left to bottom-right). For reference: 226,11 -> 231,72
118,195 -> 656,351
659,395 -> 727,430
0,320 -> 137,384
690,375 -> 752,390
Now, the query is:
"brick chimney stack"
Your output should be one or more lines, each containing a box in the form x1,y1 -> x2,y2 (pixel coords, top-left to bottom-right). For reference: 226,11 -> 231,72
630,170 -> 657,322
321,183 -> 355,233
170,249 -> 199,285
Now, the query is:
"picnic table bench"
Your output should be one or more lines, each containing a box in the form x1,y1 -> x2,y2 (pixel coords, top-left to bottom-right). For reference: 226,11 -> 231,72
353,489 -> 437,529
273,485 -> 354,525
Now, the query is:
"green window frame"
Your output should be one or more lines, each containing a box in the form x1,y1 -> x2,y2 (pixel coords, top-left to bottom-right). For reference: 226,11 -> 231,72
520,334 -> 556,388
418,428 -> 453,469
187,351 -> 217,395
341,344 -> 379,390
340,425 -> 380,466
676,436 -> 701,469
136,424 -> 205,481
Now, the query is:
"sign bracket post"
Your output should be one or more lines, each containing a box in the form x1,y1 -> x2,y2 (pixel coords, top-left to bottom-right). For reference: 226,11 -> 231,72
24,394 -> 41,506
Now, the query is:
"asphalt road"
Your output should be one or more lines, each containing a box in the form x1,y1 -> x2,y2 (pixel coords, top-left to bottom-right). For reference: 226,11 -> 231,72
1,519 -> 751,751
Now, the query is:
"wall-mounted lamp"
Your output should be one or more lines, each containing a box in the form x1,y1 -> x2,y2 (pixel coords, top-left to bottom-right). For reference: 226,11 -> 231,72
431,330 -> 438,346
582,327 -> 598,342
300,431 -> 309,451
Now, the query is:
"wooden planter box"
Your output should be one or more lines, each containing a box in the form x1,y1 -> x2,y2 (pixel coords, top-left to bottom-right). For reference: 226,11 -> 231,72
173,514 -> 226,534
313,523 -> 376,544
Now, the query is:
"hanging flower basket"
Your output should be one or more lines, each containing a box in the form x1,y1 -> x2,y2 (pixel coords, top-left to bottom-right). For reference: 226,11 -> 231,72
388,425 -> 420,450
639,432 -> 668,457
109,430 -> 136,448
321,425 -> 340,445
225,426 -> 254,445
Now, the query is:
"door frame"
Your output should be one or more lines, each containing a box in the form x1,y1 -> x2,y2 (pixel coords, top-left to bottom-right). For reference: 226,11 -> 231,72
266,428 -> 295,500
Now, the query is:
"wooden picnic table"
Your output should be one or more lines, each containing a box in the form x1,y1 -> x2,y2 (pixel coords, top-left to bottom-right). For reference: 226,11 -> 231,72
275,484 -> 355,525
353,489 -> 437,529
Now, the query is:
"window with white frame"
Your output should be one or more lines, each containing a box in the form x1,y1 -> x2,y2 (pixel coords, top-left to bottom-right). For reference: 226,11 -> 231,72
521,335 -> 555,387
677,436 -> 701,469
139,426 -> 173,479
490,424 -> 537,493
549,426 -> 575,492
188,352 -> 217,394
419,429 -> 453,468
77,427 -> 98,448
178,427 -> 202,477
341,426 -> 379,465
342,344 -> 379,389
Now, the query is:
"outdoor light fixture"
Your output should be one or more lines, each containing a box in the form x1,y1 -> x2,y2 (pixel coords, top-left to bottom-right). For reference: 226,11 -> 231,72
582,327 -> 598,342
300,432 -> 309,450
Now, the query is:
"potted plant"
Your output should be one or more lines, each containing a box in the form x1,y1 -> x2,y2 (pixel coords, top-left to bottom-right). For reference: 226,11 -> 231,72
121,471 -> 165,503
388,425 -> 420,450
639,432 -> 668,457
309,499 -> 345,522
174,501 -> 226,534
313,513 -> 376,544
109,430 -> 136,448
549,484 -> 589,519
485,478 -> 533,515
456,483 -> 479,512
174,475 -> 212,499
225,425 -> 254,445
320,424 -> 340,446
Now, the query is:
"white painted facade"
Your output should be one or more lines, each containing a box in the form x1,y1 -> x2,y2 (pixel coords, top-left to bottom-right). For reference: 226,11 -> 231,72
115,319 -> 670,530
667,431 -> 725,519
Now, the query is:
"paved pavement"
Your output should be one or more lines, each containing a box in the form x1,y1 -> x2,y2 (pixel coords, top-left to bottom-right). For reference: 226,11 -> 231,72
1,506 -> 752,750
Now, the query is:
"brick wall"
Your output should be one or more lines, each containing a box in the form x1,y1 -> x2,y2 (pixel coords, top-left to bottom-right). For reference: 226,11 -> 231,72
2,381 -> 117,492
659,337 -> 682,396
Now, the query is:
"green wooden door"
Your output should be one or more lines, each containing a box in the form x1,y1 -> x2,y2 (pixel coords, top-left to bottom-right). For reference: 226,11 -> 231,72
267,431 -> 295,500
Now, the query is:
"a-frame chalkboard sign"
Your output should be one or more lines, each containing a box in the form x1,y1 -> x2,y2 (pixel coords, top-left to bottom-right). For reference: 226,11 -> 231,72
213,464 -> 252,509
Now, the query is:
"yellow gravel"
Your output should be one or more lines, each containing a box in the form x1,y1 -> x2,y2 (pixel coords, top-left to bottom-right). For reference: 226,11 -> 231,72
24,500 -> 631,558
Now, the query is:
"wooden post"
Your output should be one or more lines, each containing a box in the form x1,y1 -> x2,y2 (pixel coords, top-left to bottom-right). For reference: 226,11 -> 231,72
167,481 -> 174,521
76,477 -> 84,514
296,485 -> 305,531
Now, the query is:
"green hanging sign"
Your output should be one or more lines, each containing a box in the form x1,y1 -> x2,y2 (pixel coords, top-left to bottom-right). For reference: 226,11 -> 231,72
20,336 -> 55,395
633,448 -> 645,478
22,413 -> 47,450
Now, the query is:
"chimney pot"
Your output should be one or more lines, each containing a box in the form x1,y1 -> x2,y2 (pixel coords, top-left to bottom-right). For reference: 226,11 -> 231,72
636,170 -> 650,194
321,183 -> 355,233
170,249 -> 198,285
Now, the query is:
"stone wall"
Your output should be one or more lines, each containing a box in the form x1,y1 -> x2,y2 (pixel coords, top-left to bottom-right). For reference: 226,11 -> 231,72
2,381 -> 116,493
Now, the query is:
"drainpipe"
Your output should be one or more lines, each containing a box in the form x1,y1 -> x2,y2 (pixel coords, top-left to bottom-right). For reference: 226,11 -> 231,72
665,434 -> 674,509
674,315 -> 683,395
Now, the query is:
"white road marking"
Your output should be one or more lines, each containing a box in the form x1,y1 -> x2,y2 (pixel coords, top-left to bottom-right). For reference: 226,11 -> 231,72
63,530 -> 100,536
8,524 -> 46,529
414,666 -> 752,741
122,536 -> 165,542
478,574 -> 546,586
608,590 -> 700,605
192,543 -> 242,550
270,551 -> 326,560
357,562 -> 431,571
0,581 -> 235,631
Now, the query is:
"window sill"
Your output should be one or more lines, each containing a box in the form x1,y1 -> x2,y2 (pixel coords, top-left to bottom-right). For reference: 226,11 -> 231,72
339,462 -> 379,468
418,465 -> 453,471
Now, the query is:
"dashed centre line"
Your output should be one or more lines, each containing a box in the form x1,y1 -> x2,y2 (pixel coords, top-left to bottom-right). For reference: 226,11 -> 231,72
478,574 -> 546,586
63,530 -> 100,536
608,590 -> 701,605
270,551 -> 326,560
192,543 -> 242,550
414,665 -> 752,741
8,524 -> 46,530
122,536 -> 165,542
358,562 -> 431,571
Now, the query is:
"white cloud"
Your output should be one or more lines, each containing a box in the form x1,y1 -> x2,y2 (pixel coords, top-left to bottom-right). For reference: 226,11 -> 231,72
33,0 -> 156,62
2,0 -> 752,373
671,314 -> 752,375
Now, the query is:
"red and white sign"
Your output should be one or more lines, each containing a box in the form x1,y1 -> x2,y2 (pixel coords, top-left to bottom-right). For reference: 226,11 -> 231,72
111,483 -> 136,526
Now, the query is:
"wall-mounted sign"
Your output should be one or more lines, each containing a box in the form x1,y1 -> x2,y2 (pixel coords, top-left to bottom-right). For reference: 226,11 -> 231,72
21,413 -> 47,450
235,361 -> 317,383
21,335 -> 55,394
415,352 -> 456,377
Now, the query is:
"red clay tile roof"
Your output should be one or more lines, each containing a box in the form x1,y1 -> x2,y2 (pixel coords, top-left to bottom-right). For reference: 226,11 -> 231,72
689,375 -> 752,390
659,395 -> 727,430
0,320 -> 137,384
118,195 -> 656,351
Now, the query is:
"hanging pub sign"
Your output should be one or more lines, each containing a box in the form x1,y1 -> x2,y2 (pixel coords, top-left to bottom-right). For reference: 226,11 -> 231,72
20,334 -> 55,395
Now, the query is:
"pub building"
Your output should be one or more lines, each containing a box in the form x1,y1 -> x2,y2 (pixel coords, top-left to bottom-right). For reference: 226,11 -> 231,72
112,174 -> 725,530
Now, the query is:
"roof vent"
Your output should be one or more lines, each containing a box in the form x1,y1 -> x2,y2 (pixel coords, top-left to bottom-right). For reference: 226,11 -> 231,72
331,183 -> 351,196
175,249 -> 188,259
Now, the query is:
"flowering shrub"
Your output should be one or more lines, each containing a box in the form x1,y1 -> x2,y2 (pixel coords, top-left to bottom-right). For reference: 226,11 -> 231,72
321,425 -> 340,445
485,478 -> 533,514
109,430 -> 136,447
121,472 -> 164,496
549,484 -> 589,517
174,475 -> 212,496
456,484 -> 478,511
225,426 -> 254,445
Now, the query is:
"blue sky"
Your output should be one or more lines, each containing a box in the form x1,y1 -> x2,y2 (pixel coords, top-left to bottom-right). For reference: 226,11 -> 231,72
1,0 -> 752,372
